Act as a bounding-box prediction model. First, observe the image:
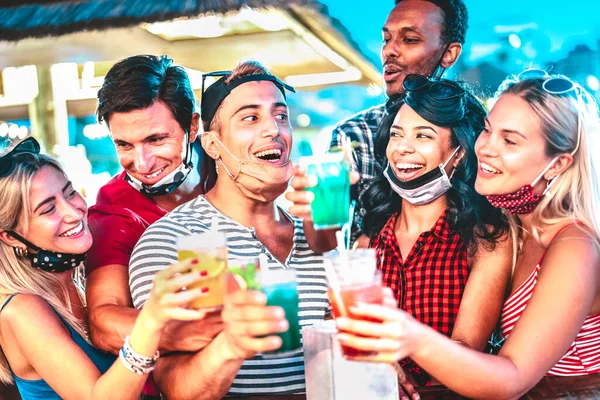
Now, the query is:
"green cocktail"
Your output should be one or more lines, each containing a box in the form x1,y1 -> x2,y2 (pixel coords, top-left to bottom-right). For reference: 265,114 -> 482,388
299,153 -> 351,230
262,270 -> 301,354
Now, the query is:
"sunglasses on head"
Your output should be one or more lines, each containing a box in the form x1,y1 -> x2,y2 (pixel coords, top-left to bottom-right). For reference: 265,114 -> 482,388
0,137 -> 41,177
403,74 -> 465,100
516,69 -> 577,95
200,71 -> 230,107
516,69 -> 584,156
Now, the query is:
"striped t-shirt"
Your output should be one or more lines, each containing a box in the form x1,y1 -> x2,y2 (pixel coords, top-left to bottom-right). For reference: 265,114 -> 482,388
129,195 -> 328,395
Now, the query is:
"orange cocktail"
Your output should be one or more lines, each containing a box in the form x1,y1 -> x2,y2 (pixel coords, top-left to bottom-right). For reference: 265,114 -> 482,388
324,249 -> 384,358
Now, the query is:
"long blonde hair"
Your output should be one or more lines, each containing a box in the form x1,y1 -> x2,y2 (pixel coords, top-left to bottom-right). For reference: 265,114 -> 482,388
496,75 -> 600,243
0,150 -> 88,384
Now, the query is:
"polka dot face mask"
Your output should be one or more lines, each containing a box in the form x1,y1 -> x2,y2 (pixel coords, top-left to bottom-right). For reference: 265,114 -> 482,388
486,156 -> 559,215
6,230 -> 86,273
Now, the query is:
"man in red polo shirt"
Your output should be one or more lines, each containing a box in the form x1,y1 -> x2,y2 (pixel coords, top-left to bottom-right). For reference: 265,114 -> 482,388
85,55 -> 221,399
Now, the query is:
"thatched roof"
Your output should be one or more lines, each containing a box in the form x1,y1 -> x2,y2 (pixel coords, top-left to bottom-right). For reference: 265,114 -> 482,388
0,0 -> 321,42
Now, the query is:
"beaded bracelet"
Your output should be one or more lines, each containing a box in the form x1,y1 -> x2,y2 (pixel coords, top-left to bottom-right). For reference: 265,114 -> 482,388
118,335 -> 160,375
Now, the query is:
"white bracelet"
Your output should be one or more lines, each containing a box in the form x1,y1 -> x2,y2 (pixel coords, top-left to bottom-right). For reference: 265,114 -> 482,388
118,335 -> 160,375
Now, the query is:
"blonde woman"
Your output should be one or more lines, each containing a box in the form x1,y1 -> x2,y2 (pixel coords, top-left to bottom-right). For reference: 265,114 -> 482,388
0,138 -> 208,400
334,71 -> 600,399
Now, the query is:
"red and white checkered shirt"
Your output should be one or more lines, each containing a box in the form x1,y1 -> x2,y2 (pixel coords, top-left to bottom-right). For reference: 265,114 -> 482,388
370,209 -> 470,338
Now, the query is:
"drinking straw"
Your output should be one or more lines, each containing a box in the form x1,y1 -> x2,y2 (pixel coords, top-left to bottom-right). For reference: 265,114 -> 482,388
323,259 -> 347,317
335,230 -> 350,262
259,253 -> 272,285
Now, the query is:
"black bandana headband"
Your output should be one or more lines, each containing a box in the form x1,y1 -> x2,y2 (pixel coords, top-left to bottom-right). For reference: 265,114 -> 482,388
200,72 -> 296,128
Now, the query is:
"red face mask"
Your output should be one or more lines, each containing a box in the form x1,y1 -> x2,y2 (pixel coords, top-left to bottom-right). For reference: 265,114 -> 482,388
486,157 -> 559,215
486,185 -> 544,214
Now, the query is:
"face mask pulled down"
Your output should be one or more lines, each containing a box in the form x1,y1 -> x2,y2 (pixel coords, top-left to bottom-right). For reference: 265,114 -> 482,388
6,230 -> 86,273
209,132 -> 293,203
124,134 -> 193,197
384,147 -> 460,206
486,157 -> 559,215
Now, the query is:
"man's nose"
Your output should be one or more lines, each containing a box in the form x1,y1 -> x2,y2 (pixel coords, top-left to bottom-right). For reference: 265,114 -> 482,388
382,40 -> 399,60
133,146 -> 154,174
262,116 -> 281,138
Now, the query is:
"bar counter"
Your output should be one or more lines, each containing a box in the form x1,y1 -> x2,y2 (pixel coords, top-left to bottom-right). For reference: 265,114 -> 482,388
1,374 -> 599,399
228,374 -> 600,399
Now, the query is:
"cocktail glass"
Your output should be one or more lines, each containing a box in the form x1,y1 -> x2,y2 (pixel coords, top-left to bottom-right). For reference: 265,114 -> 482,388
299,152 -> 351,230
262,269 -> 302,355
177,232 -> 228,309
325,249 -> 384,358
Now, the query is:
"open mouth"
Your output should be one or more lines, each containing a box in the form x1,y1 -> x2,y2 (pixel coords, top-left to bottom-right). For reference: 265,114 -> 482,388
394,163 -> 425,180
59,221 -> 84,238
480,162 -> 502,175
383,65 -> 403,81
396,163 -> 424,174
144,166 -> 166,180
254,149 -> 283,163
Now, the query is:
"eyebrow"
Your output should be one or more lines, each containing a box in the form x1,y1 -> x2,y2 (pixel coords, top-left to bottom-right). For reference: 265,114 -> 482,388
113,133 -> 170,146
415,126 -> 438,134
34,182 -> 72,213
485,118 -> 526,139
382,26 -> 423,35
232,102 -> 288,118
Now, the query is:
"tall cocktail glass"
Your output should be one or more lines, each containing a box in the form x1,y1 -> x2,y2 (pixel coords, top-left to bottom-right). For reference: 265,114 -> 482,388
177,232 -> 228,309
262,269 -> 302,355
324,249 -> 384,358
299,152 -> 351,230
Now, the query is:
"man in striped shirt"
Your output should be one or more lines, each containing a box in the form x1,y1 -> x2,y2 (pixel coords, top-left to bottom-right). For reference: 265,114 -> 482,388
129,61 -> 328,398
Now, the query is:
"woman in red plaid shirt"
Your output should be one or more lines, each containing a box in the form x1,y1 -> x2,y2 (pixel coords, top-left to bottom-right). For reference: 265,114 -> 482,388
354,75 -> 512,389
336,71 -> 600,398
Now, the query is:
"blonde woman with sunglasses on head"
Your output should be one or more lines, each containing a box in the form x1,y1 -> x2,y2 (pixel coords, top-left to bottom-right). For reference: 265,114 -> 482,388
0,138 -> 209,400
334,71 -> 600,399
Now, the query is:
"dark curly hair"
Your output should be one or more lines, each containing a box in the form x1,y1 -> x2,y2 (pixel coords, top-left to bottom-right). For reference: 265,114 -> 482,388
361,80 -> 508,255
395,0 -> 469,45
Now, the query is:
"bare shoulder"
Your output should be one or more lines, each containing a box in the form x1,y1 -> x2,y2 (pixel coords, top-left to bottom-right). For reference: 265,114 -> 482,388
537,224 -> 600,286
544,224 -> 600,264
1,294 -> 64,333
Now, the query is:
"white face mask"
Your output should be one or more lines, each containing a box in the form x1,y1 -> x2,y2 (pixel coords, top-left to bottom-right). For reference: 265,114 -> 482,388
383,147 -> 460,206
124,134 -> 193,197
209,132 -> 293,203
124,161 -> 192,196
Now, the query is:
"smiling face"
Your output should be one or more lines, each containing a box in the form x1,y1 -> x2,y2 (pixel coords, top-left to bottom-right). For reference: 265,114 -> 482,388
23,166 -> 92,254
211,80 -> 292,169
108,101 -> 194,186
381,0 -> 446,96
386,103 -> 458,181
475,94 -> 555,196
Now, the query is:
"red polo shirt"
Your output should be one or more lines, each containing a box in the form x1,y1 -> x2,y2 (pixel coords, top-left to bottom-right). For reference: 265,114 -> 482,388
86,171 -> 167,396
86,171 -> 166,274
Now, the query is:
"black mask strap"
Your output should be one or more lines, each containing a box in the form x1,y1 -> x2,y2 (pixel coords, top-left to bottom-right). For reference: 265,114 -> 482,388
431,43 -> 452,80
5,230 -> 41,252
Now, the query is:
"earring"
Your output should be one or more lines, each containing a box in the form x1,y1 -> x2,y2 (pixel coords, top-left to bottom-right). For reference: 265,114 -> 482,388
543,175 -> 558,196
214,154 -> 220,175
14,246 -> 28,258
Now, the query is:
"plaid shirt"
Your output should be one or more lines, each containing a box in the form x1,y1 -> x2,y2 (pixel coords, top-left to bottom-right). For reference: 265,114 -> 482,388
371,209 -> 469,336
371,209 -> 470,386
329,104 -> 386,240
